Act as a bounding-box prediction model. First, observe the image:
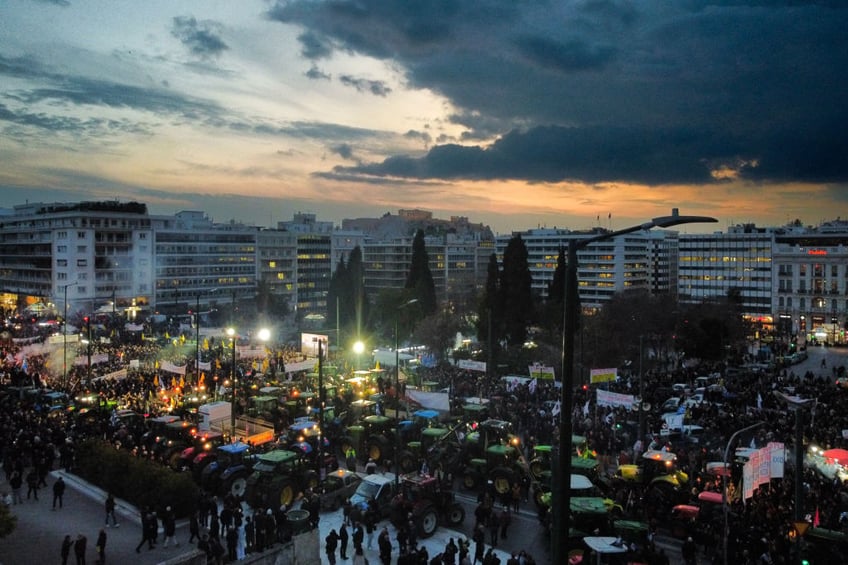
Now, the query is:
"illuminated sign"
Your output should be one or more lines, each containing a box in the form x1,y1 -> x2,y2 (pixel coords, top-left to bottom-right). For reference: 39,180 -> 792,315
807,249 -> 827,256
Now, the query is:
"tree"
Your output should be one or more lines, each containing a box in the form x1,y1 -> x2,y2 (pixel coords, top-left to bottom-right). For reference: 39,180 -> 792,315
541,247 -> 567,337
475,253 -> 502,363
326,255 -> 347,330
499,234 -> 534,347
414,310 -> 462,363
405,229 -> 437,316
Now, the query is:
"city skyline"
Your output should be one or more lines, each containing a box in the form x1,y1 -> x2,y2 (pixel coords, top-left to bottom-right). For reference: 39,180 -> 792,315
2,1 -> 846,235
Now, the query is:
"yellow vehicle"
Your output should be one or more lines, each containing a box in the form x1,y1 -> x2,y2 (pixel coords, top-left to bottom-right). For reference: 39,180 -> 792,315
614,450 -> 689,514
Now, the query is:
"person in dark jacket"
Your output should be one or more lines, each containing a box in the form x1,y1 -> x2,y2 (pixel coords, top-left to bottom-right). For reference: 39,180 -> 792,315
52,476 -> 66,509
94,529 -> 107,565
352,521 -> 364,555
61,534 -> 73,565
339,523 -> 350,559
74,533 -> 87,565
325,528 -> 340,565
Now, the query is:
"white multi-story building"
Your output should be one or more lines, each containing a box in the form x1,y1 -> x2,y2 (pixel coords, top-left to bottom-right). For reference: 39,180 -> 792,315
496,228 -> 678,310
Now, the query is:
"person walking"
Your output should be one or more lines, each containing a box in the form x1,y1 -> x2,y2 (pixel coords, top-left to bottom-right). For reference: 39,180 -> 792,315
25,468 -> 39,500
352,521 -> 364,555
135,509 -> 156,552
189,510 -> 200,544
339,522 -> 349,560
74,533 -> 87,565
325,528 -> 340,565
94,529 -> 107,565
104,493 -> 119,527
226,526 -> 239,562
378,526 -> 392,565
61,534 -> 73,565
52,476 -> 66,509
162,506 -> 178,547
9,469 -> 23,505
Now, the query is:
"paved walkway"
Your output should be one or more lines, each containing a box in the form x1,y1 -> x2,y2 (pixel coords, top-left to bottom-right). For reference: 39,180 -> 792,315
0,468 -> 188,565
0,468 -> 516,565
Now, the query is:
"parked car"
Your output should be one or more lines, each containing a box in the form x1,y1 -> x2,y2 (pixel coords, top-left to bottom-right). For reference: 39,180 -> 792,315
318,468 -> 363,511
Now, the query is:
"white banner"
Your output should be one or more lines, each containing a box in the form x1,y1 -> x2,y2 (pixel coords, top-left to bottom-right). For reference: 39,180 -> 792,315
92,368 -> 127,382
406,389 -> 451,413
286,359 -> 317,373
198,361 -> 212,371
73,353 -> 109,366
769,442 -> 785,479
596,389 -> 634,408
236,346 -> 267,359
457,359 -> 487,373
159,360 -> 187,375
743,459 -> 755,500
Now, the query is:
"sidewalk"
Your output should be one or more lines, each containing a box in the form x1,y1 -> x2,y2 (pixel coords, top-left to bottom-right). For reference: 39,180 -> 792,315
0,469 -> 192,565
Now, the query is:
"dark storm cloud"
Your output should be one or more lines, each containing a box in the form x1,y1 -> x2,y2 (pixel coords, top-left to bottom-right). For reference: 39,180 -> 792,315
269,1 -> 848,185
330,143 -> 355,160
338,75 -> 391,97
305,65 -> 331,80
298,31 -> 333,60
513,36 -> 616,72
171,16 -> 229,59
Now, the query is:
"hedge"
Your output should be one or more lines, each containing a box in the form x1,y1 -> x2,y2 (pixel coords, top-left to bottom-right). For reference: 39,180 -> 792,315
74,439 -> 199,517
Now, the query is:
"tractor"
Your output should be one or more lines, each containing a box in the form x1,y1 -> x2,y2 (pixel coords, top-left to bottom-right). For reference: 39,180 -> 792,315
175,430 -> 226,477
200,442 -> 258,498
244,449 -> 320,509
613,449 -> 689,517
389,473 -> 465,537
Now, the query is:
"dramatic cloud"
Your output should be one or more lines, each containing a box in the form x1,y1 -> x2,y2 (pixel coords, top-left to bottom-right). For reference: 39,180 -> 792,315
171,16 -> 229,59
270,0 -> 848,185
338,75 -> 392,97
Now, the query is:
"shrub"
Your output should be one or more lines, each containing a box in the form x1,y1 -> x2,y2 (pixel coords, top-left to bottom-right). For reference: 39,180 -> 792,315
75,440 -> 198,516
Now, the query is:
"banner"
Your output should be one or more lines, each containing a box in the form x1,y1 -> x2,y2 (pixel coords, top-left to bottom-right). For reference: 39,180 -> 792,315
769,442 -> 785,479
92,368 -> 127,382
286,359 -> 317,373
159,360 -> 187,375
590,368 -> 617,384
458,359 -> 487,373
198,361 -> 212,371
236,345 -> 267,359
528,363 -> 555,380
743,459 -> 755,500
596,388 -> 634,408
406,389 -> 450,412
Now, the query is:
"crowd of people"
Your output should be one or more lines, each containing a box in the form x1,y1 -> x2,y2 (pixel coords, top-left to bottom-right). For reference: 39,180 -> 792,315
6,314 -> 848,564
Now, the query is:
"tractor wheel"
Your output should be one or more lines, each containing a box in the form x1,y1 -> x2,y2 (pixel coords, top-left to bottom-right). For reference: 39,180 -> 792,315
462,470 -> 478,491
226,473 -> 248,498
533,487 -> 547,508
368,436 -> 390,463
304,470 -> 320,490
339,436 -> 355,457
276,480 -> 295,508
415,505 -> 439,538
491,467 -> 515,495
529,459 -> 545,479
168,451 -> 183,470
446,502 -> 465,527
398,450 -> 417,473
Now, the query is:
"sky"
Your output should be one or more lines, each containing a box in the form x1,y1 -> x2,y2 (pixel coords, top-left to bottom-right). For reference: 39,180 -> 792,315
1,0 -> 846,235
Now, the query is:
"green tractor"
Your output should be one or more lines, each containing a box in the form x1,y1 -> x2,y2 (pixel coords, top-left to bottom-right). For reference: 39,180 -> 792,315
614,449 -> 689,515
244,449 -> 319,509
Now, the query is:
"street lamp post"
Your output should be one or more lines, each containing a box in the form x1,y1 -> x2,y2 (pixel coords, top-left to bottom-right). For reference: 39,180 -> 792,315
395,298 -> 418,485
227,328 -> 237,438
61,281 -> 78,390
317,337 -> 325,479
552,209 -> 717,565
722,421 -> 764,565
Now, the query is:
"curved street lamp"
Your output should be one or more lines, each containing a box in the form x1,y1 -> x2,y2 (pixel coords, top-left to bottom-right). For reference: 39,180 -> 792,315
552,209 -> 718,565
395,298 -> 418,485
